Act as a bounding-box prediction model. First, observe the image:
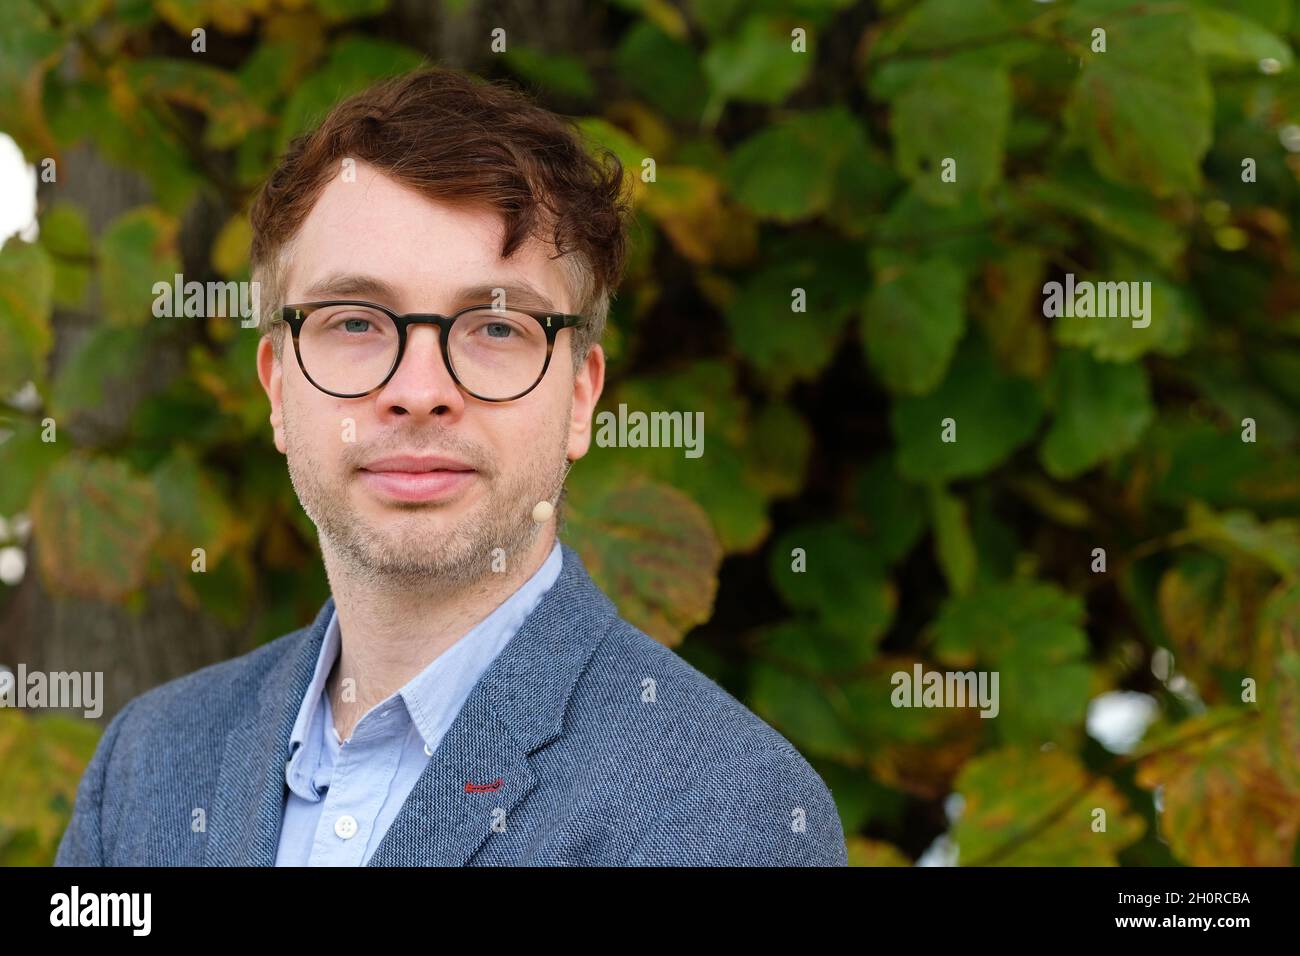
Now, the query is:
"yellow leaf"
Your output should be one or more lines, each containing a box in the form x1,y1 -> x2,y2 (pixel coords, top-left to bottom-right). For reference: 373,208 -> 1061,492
212,212 -> 252,278
1137,710 -> 1300,866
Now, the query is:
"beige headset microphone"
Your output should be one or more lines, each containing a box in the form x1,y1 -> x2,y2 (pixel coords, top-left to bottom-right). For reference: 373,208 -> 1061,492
532,457 -> 574,523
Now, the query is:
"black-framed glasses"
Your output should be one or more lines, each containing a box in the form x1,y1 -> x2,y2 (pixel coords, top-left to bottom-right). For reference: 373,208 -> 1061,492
274,300 -> 588,402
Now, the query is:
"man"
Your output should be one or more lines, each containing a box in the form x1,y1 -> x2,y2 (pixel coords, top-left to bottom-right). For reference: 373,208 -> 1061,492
55,68 -> 848,867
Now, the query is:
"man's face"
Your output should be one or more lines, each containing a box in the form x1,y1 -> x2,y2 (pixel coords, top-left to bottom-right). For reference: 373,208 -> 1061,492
257,162 -> 604,587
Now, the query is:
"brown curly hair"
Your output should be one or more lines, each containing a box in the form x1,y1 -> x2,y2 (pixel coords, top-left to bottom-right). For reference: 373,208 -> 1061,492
249,66 -> 633,362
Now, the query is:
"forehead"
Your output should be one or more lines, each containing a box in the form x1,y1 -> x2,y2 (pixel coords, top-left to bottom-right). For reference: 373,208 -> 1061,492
283,161 -> 572,312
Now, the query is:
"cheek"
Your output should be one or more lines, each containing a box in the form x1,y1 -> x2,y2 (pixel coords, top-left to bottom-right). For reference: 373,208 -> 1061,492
527,373 -> 574,436
320,405 -> 361,456
482,403 -> 556,467
536,350 -> 576,417
284,381 -> 354,458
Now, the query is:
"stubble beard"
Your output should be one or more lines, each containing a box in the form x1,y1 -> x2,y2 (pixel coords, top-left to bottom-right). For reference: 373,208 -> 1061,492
282,398 -> 572,592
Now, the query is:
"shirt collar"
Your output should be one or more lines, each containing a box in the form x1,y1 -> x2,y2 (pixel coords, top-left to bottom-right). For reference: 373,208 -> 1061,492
284,539 -> 563,796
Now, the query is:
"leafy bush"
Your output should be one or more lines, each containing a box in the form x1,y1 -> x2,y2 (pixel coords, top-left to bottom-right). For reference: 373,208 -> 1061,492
1,0 -> 1298,866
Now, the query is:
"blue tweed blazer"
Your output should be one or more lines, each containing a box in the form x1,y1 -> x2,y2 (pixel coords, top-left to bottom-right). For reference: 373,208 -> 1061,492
54,543 -> 848,866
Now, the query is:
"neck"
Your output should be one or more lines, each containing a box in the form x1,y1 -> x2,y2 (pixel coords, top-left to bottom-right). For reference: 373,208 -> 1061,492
321,528 -> 556,742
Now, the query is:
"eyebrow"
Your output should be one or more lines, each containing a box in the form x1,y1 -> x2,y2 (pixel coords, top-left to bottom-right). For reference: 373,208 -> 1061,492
454,282 -> 556,312
298,273 -> 558,312
301,272 -> 402,302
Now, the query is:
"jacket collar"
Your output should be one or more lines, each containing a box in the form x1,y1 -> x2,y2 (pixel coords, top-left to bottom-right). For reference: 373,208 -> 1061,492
282,540 -> 563,802
206,541 -> 617,866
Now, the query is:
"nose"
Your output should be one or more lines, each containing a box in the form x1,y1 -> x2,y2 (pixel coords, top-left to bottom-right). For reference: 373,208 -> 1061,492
374,322 -> 465,419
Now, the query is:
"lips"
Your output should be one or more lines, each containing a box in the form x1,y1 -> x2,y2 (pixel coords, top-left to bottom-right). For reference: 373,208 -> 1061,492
358,455 -> 477,502
360,455 -> 474,474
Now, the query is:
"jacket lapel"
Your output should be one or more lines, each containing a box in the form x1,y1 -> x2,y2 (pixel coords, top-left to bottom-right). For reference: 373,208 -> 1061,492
364,689 -> 536,866
206,598 -> 333,866
207,543 -> 618,867
367,543 -> 618,866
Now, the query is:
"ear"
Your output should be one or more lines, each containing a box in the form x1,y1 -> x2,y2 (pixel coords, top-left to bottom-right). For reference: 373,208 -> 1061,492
567,344 -> 605,461
257,335 -> 287,454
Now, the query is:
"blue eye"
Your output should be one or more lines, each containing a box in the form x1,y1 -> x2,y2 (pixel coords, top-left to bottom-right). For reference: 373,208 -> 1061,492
485,322 -> 513,338
343,318 -> 371,333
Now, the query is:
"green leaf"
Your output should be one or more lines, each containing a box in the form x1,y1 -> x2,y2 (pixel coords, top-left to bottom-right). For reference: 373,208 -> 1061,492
38,204 -> 92,310
315,0 -> 389,21
48,325 -> 156,421
889,61 -> 1011,205
758,615 -> 880,675
826,140 -> 899,239
868,0 -> 1039,68
748,658 -> 871,765
726,238 -> 865,389
1136,417 -> 1300,510
953,747 -> 1144,864
149,446 -> 244,571
99,207 -> 181,327
727,107 -> 870,221
46,80 -> 204,214
756,650 -> 985,793
237,35 -> 324,110
29,452 -> 162,601
863,258 -> 966,395
0,415 -> 65,516
1190,3 -> 1293,69
577,117 -> 647,182
929,485 -> 977,595
501,47 -> 596,101
1253,345 -> 1300,408
891,337 -> 1046,481
870,187 -> 997,274
614,20 -> 706,120
848,838 -> 913,866
188,547 -> 256,629
684,0 -> 749,36
933,579 -> 1092,743
1039,349 -> 1155,479
1029,162 -> 1188,271
1201,0 -> 1289,32
1064,4 -> 1213,194
563,463 -> 722,646
0,238 -> 53,392
769,522 -> 897,647
1257,581 -> 1300,793
0,710 -> 102,866
154,0 -> 214,32
702,16 -> 810,122
186,325 -> 266,437
277,36 -> 425,152
850,456 -> 927,565
1188,357 -> 1299,447
600,362 -> 773,553
974,246 -> 1050,378
123,58 -> 268,150
1053,263 -> 1197,361
0,0 -> 67,161
1184,502 -> 1300,580
747,402 -> 812,498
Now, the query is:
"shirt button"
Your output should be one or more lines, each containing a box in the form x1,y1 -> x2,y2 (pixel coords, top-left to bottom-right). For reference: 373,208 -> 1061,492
424,742 -> 433,757
334,815 -> 359,840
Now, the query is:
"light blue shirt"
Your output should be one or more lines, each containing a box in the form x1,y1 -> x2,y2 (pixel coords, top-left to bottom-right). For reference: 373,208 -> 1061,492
273,540 -> 562,866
